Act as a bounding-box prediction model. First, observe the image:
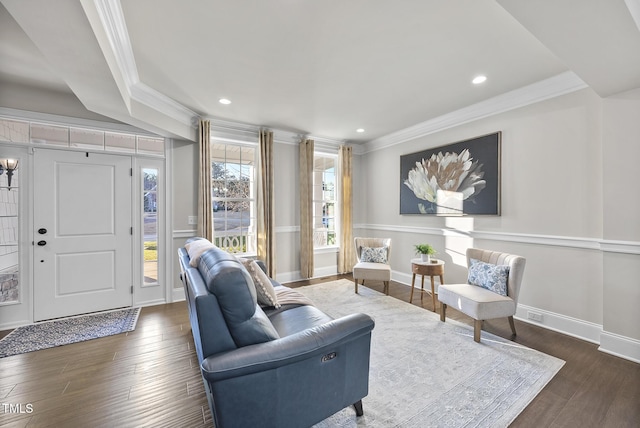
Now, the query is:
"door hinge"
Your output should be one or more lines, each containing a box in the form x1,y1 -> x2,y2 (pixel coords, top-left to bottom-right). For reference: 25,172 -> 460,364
131,286 -> 134,294
130,168 -> 133,176
130,227 -> 133,235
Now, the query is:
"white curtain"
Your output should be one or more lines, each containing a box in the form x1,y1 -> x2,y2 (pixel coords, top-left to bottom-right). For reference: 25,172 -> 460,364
338,145 -> 355,273
258,130 -> 276,277
299,139 -> 314,278
197,119 -> 212,241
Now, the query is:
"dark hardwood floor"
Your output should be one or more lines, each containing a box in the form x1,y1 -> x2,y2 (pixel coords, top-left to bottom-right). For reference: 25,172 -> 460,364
1,276 -> 638,427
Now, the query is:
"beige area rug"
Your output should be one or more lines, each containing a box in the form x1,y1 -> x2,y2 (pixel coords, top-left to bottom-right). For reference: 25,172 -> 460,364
298,279 -> 564,428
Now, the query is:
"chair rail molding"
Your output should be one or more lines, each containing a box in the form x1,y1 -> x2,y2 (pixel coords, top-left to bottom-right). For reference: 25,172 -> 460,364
355,223 -> 640,255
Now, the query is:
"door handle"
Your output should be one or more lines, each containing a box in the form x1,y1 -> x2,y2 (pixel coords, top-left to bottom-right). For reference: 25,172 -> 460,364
37,240 -> 47,246
38,228 -> 47,234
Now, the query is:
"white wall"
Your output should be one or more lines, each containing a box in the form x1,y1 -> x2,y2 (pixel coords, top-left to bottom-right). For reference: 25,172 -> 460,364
600,89 -> 640,358
356,87 -> 640,362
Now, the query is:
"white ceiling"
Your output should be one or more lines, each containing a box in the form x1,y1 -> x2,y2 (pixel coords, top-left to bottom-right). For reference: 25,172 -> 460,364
1,0 -> 639,145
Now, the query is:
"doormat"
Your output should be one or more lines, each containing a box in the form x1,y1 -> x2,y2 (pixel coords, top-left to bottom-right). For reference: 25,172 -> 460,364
0,307 -> 141,358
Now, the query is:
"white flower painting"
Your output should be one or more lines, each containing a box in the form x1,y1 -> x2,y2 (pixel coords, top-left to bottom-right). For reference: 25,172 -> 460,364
404,149 -> 486,213
400,132 -> 501,215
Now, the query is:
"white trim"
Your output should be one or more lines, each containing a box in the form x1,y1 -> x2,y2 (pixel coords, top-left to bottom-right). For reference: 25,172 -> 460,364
92,0 -> 138,90
92,0 -> 199,129
173,229 -> 197,239
277,265 -> 338,284
625,0 -> 640,33
363,71 -> 588,153
600,239 -> 640,255
205,117 -> 347,149
172,287 -> 186,302
315,246 -> 339,255
130,83 -> 197,127
275,226 -> 299,234
355,223 -> 640,255
599,331 -> 640,364
135,298 -> 168,308
515,304 -> 602,344
390,276 -> 608,350
0,319 -> 33,331
0,107 -> 151,135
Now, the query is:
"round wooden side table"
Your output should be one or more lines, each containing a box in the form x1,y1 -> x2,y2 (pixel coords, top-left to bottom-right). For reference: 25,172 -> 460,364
410,258 -> 445,312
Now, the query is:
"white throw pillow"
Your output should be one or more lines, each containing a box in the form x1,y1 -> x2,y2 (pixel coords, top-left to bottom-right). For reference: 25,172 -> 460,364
237,258 -> 281,308
184,239 -> 215,267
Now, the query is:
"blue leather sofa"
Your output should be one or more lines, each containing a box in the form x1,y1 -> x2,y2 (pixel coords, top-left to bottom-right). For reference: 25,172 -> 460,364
178,239 -> 375,428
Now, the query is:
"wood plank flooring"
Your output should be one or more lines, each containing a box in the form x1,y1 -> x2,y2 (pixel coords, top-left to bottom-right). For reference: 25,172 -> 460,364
1,276 -> 638,427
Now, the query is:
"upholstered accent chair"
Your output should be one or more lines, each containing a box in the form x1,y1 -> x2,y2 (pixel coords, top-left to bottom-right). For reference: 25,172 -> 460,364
353,237 -> 392,295
438,248 -> 526,343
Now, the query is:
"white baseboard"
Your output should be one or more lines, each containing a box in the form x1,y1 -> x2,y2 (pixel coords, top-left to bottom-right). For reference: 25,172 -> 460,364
277,265 -> 338,285
135,298 -> 169,308
393,269 -> 638,362
514,304 -> 602,344
172,287 -> 186,302
599,331 -> 640,364
0,319 -> 32,331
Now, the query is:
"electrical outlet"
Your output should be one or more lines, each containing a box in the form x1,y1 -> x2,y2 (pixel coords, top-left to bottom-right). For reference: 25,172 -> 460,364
527,311 -> 543,322
188,216 -> 197,225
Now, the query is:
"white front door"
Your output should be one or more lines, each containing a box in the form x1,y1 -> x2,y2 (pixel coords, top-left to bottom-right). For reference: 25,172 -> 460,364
33,149 -> 132,321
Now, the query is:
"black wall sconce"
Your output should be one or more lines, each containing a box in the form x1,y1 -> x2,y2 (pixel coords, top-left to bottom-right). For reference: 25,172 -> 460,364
0,159 -> 19,190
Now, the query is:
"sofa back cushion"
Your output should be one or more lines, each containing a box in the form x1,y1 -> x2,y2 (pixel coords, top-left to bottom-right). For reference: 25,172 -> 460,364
198,248 -> 279,347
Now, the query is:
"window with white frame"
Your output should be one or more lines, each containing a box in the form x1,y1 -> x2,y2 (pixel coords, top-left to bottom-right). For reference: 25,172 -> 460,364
142,167 -> 158,286
211,142 -> 257,254
312,153 -> 338,248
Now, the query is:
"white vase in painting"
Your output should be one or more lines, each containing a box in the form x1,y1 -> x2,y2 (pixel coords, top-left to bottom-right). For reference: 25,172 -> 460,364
421,254 -> 431,263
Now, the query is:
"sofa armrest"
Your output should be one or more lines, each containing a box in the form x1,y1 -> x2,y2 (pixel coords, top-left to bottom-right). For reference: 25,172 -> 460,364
201,312 -> 374,382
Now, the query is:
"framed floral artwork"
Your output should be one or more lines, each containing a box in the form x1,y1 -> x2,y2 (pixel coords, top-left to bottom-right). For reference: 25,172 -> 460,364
400,132 -> 501,215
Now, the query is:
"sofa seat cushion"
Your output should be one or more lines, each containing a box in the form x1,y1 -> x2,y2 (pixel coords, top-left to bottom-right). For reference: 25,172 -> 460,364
438,283 -> 515,320
199,250 -> 279,347
268,305 -> 333,337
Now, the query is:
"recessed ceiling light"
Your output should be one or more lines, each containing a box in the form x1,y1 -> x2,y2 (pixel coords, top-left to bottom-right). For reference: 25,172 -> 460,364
219,98 -> 232,105
472,75 -> 487,85
356,128 -> 365,133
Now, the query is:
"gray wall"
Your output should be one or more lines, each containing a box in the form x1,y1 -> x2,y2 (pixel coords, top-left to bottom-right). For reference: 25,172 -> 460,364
355,87 -> 639,358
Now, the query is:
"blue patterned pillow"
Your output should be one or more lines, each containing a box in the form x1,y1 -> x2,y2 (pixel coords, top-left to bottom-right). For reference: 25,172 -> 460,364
468,258 -> 510,296
360,246 -> 388,263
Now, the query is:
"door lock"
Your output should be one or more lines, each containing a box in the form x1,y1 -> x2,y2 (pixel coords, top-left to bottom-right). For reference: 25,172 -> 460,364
38,228 -> 47,234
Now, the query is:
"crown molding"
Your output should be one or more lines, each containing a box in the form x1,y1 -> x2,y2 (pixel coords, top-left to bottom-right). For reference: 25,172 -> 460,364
205,116 -> 348,150
625,0 -> 640,32
91,0 -> 199,129
92,0 -> 138,90
130,82 -> 197,127
362,71 -> 588,154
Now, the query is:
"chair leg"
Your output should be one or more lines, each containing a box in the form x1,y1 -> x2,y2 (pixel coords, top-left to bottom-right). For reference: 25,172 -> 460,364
354,279 -> 358,294
440,303 -> 447,322
383,281 -> 389,295
508,316 -> 517,336
474,320 -> 483,343
353,400 -> 364,417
